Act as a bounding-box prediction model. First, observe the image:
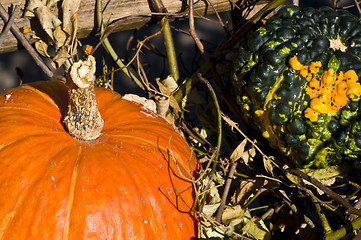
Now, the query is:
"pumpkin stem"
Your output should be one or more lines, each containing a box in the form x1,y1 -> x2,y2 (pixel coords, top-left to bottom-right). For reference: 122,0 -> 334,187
63,56 -> 104,140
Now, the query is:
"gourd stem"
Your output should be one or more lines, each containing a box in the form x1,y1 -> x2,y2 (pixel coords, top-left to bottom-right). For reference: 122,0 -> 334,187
64,56 -> 104,140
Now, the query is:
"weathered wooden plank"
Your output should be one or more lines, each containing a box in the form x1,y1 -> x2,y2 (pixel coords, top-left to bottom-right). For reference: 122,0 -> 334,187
0,0 -> 235,54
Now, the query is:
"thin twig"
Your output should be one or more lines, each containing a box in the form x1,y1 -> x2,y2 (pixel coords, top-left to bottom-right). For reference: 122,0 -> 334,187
221,113 -> 274,165
205,0 -> 225,28
216,0 -> 286,56
0,5 -> 19,47
354,0 -> 361,20
0,3 -> 53,79
94,0 -> 142,88
197,73 -> 222,174
168,136 -> 194,181
215,160 -> 238,222
286,168 -> 361,216
188,0 -> 205,55
91,12 -> 183,55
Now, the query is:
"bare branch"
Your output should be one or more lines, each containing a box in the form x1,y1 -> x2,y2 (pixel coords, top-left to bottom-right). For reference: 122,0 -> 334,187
188,0 -> 205,54
0,5 -> 18,47
0,3 -> 53,79
215,160 -> 238,222
285,167 -> 361,216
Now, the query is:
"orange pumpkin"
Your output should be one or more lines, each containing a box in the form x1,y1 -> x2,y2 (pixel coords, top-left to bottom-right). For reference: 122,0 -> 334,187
0,80 -> 199,239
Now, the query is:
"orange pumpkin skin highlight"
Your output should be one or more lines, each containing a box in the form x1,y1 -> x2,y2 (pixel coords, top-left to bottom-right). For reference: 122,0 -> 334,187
0,81 -> 199,239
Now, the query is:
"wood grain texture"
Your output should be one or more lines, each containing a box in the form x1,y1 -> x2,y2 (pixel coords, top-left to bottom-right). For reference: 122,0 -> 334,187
0,0 -> 233,54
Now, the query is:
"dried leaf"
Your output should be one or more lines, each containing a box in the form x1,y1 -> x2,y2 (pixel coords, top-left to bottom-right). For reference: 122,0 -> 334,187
156,78 -> 182,113
35,40 -> 50,57
122,94 -> 157,113
47,0 -> 61,7
168,96 -> 182,113
68,13 -> 79,49
222,204 -> 244,226
161,75 -> 178,92
200,220 -> 226,238
248,144 -> 256,158
301,165 -> 352,195
285,172 -> 301,185
24,0 -> 44,18
51,48 -> 70,69
62,0 -> 81,34
242,216 -> 271,240
231,179 -> 256,205
203,202 -> 221,217
34,5 -> 56,39
263,156 -> 274,176
229,139 -> 247,163
302,164 -> 351,185
197,169 -> 223,205
53,26 -> 68,50
157,78 -> 171,95
25,0 -> 62,40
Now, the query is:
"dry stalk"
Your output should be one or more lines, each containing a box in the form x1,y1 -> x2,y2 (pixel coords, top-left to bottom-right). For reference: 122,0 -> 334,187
215,160 -> 238,222
188,0 -> 205,55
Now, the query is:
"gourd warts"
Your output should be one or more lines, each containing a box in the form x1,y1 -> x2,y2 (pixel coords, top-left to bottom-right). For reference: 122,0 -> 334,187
232,6 -> 361,168
289,56 -> 361,122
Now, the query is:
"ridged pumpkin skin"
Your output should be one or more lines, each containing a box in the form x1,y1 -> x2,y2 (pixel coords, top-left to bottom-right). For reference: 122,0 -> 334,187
233,6 -> 361,168
0,81 -> 198,239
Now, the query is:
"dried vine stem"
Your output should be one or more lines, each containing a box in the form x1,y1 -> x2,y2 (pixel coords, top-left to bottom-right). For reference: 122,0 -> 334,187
285,168 -> 361,216
197,73 -> 222,173
0,3 -> 53,79
93,0 -> 142,88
